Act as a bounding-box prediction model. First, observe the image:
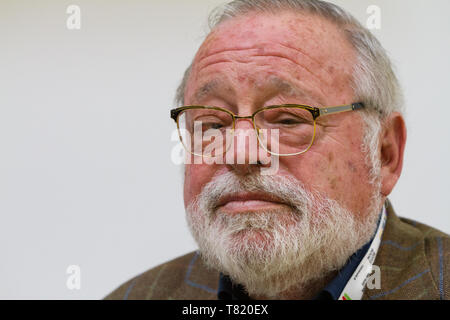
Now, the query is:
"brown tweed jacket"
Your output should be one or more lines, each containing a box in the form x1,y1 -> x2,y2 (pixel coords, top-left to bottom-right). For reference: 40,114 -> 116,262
105,201 -> 449,300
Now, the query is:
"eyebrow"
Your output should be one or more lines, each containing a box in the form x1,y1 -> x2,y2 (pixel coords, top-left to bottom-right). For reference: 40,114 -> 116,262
269,77 -> 326,106
270,77 -> 302,98
194,79 -> 221,103
192,76 -> 325,107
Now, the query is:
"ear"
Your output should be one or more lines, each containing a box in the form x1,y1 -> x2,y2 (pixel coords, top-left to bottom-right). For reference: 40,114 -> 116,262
380,112 -> 407,196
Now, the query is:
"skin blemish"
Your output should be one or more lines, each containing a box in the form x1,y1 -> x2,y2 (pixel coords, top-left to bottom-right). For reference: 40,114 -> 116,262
328,152 -> 334,162
288,23 -> 297,33
328,65 -> 335,74
347,161 -> 357,173
329,176 -> 338,190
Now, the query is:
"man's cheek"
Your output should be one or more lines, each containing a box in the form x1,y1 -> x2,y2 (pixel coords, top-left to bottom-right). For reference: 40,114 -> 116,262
183,165 -> 195,207
183,164 -> 216,206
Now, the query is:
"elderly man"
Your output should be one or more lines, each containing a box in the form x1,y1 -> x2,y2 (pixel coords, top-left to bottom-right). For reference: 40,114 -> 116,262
106,0 -> 449,300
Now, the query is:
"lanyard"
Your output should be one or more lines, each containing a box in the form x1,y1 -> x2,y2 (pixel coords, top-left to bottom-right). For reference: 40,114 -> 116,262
338,206 -> 387,300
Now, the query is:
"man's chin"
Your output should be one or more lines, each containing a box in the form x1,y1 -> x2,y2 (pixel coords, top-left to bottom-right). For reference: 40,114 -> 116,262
227,229 -> 276,252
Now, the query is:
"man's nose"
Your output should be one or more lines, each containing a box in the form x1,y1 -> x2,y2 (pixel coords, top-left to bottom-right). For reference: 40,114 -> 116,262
225,117 -> 272,175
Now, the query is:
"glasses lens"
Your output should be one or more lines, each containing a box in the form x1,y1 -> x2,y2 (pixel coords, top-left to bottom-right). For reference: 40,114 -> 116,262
177,108 -> 234,157
254,106 -> 315,155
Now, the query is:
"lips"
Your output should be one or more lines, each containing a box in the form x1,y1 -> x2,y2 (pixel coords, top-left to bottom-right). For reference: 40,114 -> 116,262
215,192 -> 288,213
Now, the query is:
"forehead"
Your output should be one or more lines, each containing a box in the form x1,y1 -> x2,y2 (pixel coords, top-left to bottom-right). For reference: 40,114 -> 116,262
186,11 -> 356,107
195,11 -> 355,73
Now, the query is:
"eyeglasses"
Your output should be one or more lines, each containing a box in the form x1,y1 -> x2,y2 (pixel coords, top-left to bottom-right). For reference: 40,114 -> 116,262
170,103 -> 364,157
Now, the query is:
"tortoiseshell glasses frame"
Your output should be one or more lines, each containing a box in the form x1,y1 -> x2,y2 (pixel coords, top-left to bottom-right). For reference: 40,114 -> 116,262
170,103 -> 364,157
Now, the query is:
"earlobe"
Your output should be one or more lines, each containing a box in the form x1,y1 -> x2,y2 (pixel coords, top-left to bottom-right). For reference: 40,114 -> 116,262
380,112 -> 407,196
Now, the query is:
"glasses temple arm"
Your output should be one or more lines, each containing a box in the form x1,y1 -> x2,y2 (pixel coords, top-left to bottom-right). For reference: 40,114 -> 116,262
319,103 -> 364,117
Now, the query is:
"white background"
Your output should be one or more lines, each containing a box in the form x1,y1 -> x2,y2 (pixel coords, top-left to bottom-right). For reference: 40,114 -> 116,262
0,0 -> 449,299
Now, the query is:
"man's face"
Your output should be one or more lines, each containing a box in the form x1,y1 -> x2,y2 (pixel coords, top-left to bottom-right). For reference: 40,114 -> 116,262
184,12 -> 376,221
182,12 -> 382,297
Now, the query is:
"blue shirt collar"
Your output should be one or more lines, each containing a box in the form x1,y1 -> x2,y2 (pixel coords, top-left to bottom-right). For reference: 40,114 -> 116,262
314,238 -> 373,300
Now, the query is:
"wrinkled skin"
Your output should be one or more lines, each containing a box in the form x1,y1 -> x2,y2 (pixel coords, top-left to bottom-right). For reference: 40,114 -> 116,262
182,11 -> 406,298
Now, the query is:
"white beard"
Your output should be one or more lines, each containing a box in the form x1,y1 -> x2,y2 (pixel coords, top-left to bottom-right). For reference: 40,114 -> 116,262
186,171 -> 381,299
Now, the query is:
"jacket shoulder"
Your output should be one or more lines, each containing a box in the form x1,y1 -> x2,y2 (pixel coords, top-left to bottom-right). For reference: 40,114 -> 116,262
364,201 -> 450,300
400,217 -> 450,300
104,251 -> 219,300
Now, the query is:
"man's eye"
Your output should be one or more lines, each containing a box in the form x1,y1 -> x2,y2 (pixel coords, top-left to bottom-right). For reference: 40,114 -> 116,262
277,118 -> 303,125
211,123 -> 224,129
271,116 -> 308,126
203,122 -> 224,130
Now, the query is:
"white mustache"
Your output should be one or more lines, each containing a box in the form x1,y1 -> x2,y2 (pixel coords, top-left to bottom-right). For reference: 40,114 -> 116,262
194,171 -> 317,217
